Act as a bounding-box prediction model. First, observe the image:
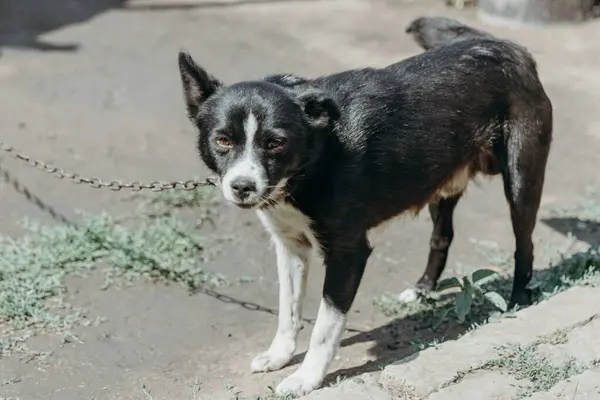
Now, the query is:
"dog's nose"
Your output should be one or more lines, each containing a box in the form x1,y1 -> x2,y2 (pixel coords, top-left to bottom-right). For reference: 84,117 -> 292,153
230,178 -> 256,199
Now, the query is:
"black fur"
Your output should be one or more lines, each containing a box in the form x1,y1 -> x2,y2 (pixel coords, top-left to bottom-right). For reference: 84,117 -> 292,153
405,16 -> 494,50
178,18 -> 552,386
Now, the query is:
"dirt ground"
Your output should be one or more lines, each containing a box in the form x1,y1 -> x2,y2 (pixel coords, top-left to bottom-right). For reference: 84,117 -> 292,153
1,1 -> 600,399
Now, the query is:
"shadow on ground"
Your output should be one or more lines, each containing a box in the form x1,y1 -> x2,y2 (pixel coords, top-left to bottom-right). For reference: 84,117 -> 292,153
0,0 -> 327,54
542,217 -> 600,247
193,235 -> 600,387
203,211 -> 599,387
0,163 -> 74,225
319,242 -> 599,385
302,216 -> 600,385
188,215 -> 598,388
0,0 -> 126,53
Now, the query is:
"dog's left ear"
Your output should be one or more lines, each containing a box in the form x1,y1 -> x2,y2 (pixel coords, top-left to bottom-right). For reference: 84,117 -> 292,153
296,89 -> 341,129
178,51 -> 222,119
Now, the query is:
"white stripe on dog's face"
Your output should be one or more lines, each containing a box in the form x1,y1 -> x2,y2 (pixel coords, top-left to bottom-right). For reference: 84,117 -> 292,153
221,112 -> 268,204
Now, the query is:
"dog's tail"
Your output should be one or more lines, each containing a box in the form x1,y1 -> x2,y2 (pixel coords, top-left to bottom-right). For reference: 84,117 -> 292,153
405,17 -> 494,51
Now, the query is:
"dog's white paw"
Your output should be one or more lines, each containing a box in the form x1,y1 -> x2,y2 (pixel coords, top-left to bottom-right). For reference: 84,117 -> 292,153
397,287 -> 421,303
251,338 -> 295,373
275,370 -> 322,396
251,350 -> 292,373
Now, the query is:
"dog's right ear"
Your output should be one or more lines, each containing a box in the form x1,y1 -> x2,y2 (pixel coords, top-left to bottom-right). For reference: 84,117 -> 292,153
178,51 -> 222,119
295,88 -> 341,130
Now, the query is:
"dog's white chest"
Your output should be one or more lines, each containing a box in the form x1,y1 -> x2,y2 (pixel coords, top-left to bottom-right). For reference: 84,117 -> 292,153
256,204 -> 317,251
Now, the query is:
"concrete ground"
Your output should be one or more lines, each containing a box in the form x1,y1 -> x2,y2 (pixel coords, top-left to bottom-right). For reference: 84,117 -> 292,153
0,0 -> 599,399
306,286 -> 600,400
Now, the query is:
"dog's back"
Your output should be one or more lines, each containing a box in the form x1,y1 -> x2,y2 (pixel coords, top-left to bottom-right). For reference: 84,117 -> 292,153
286,38 -> 550,223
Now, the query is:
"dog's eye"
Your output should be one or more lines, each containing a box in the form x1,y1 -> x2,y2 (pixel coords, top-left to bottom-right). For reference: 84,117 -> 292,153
215,136 -> 232,148
267,138 -> 286,151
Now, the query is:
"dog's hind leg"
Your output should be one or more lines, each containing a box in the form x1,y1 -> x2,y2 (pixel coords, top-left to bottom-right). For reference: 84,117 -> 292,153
501,104 -> 552,308
398,194 -> 462,302
421,195 -> 463,289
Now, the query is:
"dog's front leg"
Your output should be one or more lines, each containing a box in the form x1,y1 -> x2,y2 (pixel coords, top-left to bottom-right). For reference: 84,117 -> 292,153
251,233 -> 311,373
276,235 -> 371,396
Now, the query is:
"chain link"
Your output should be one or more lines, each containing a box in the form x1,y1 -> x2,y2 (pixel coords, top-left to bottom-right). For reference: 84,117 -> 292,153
0,141 -> 217,191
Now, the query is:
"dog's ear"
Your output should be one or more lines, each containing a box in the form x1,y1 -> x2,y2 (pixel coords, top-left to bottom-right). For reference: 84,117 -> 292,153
405,18 -> 422,34
296,89 -> 341,129
178,51 -> 222,119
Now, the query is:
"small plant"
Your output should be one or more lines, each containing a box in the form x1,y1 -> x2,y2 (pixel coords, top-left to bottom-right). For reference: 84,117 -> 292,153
432,268 -> 508,328
410,337 -> 443,352
1,378 -> 19,387
141,383 -> 155,400
329,375 -> 347,388
482,343 -> 585,397
225,382 -> 297,400
190,377 -> 202,400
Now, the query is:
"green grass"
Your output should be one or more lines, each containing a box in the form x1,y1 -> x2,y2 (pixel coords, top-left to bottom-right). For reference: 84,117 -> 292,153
0,189 -> 237,358
375,244 -> 600,327
374,196 -> 600,331
481,343 -> 585,398
409,337 -> 444,352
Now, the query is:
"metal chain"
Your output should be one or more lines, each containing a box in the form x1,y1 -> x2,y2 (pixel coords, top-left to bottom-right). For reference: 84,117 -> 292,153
0,141 -> 216,191
0,142 -> 368,333
0,163 -> 73,225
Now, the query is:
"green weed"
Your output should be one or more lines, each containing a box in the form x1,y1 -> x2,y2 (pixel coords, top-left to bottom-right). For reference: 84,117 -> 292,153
431,268 -> 507,328
0,191 -> 234,358
482,343 -> 585,398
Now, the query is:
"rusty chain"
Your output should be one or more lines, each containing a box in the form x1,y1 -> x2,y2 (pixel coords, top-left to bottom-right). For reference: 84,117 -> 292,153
0,141 -> 217,192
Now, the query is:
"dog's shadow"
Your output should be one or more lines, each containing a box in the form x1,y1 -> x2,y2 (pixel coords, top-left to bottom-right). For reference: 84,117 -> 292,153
181,211 -> 600,385
542,217 -> 600,247
277,215 -> 600,385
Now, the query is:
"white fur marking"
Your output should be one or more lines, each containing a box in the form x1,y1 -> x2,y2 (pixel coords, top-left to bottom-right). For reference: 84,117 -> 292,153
276,299 -> 346,396
252,204 -> 316,374
221,113 -> 267,202
398,287 -> 421,303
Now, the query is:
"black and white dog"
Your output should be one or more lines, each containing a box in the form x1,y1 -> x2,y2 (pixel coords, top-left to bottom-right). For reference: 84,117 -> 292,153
178,18 -> 552,396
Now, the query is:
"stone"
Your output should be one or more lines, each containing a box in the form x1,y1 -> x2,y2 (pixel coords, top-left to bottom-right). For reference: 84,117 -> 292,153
428,370 -> 521,400
380,288 -> 600,398
302,374 -> 391,400
528,369 -> 600,400
557,317 -> 600,366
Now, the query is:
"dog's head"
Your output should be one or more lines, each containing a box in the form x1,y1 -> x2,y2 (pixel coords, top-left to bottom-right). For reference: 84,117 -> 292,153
178,51 -> 340,209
